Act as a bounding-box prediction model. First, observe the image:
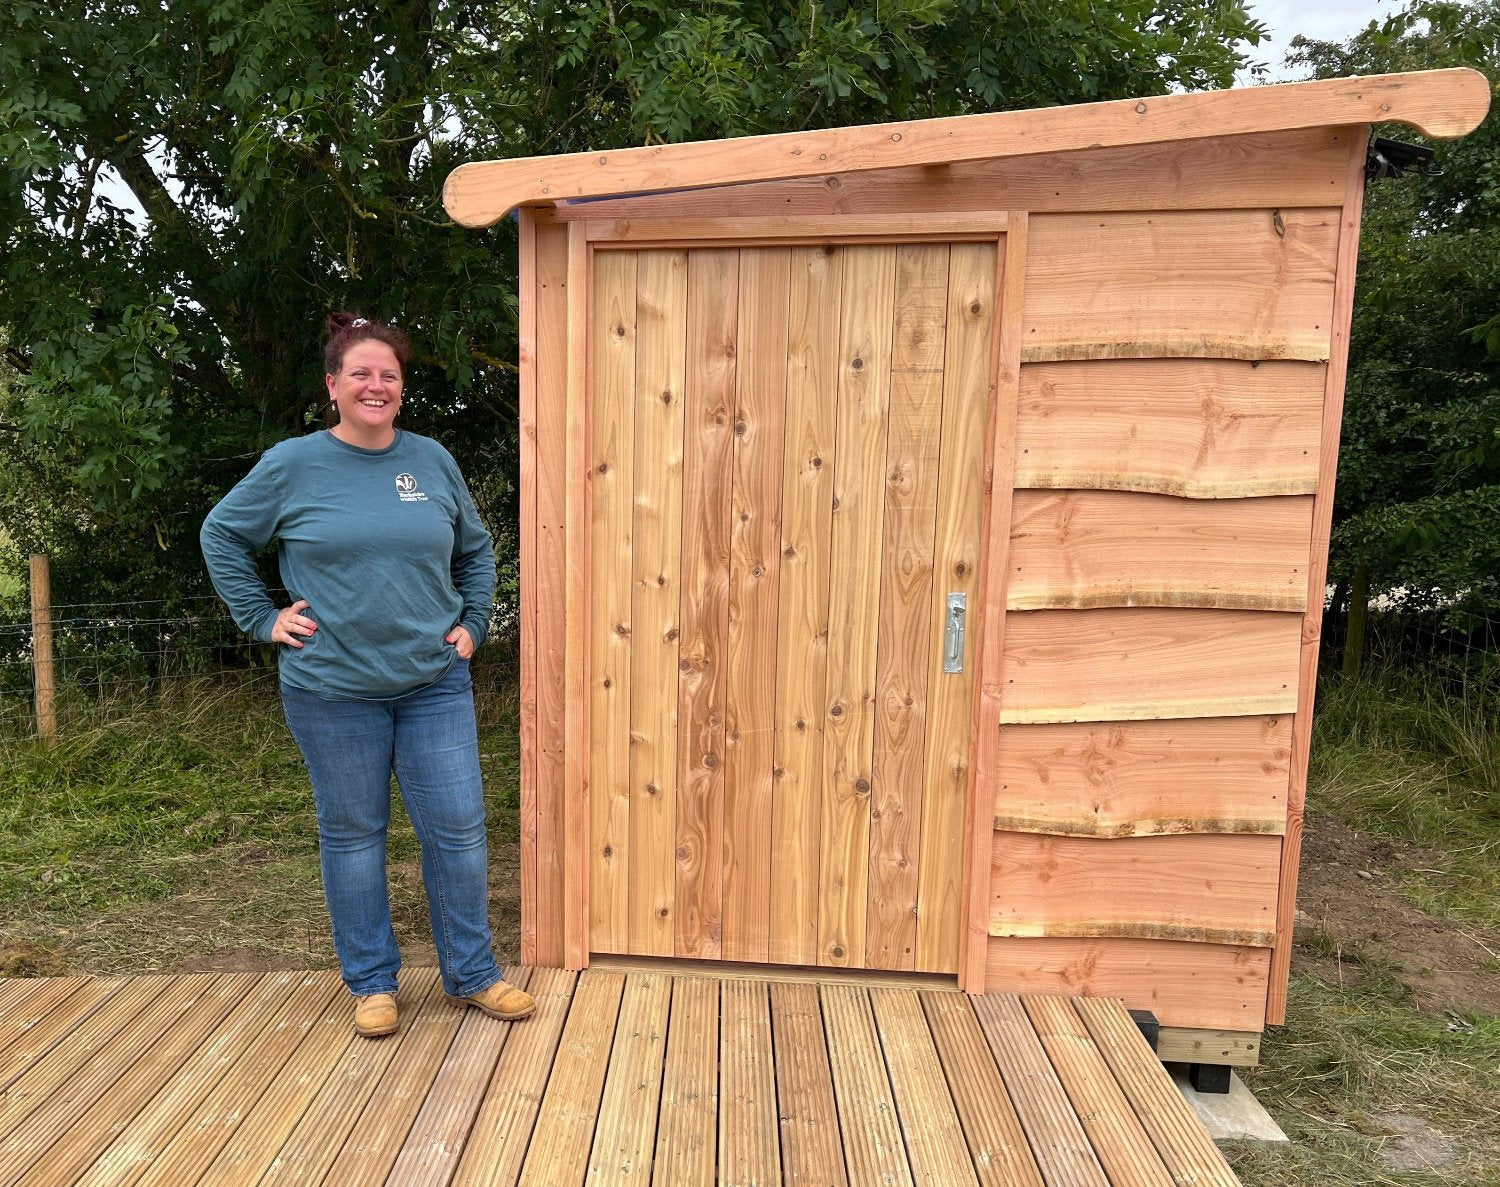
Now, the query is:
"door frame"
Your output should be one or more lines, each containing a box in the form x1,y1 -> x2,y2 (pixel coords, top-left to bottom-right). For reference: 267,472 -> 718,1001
549,210 -> 1028,991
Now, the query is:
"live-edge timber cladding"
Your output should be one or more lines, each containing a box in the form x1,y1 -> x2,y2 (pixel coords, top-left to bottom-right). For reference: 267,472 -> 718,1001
474,70 -> 1490,1043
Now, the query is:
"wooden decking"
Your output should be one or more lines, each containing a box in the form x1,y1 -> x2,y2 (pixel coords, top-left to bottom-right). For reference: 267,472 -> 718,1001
0,965 -> 1240,1186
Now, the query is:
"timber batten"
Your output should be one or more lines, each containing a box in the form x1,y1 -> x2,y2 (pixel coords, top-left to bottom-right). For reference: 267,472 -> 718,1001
457,71 -> 1489,1051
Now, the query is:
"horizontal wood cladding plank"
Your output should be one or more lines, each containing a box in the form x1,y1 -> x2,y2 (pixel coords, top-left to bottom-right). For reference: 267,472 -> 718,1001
1000,607 -> 1302,724
1015,359 -> 1325,499
444,71 -> 1490,225
989,832 -> 1282,947
1022,210 -> 1340,363
1007,491 -> 1315,612
585,212 -> 1006,244
994,716 -> 1292,838
548,128 -> 1356,220
985,937 -> 1271,1031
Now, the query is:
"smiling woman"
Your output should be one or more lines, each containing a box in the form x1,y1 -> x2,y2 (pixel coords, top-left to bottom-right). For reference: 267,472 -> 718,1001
199,311 -> 534,1038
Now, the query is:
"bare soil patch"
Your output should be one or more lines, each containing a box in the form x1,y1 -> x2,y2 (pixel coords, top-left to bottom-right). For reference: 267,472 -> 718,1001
1294,814 -> 1500,1017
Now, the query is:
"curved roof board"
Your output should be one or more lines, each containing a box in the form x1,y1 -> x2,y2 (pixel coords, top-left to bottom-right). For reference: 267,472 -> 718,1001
444,68 -> 1490,228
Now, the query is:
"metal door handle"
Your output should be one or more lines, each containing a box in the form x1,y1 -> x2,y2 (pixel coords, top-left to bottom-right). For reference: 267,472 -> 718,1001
944,593 -> 967,673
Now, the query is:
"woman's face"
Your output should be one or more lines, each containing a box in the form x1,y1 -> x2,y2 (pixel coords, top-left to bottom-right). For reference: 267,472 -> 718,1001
326,340 -> 403,444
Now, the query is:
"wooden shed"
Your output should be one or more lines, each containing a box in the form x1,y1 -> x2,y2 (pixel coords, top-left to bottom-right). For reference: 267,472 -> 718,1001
443,69 -> 1489,1063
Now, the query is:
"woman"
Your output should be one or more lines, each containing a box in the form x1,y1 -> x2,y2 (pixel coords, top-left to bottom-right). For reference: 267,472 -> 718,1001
200,312 -> 532,1037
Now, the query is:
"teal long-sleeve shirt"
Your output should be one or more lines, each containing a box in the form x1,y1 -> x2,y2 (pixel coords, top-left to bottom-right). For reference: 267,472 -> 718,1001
200,429 -> 495,700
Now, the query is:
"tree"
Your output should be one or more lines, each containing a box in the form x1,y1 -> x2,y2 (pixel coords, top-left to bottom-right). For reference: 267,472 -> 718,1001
0,0 -> 1268,617
1287,1 -> 1500,636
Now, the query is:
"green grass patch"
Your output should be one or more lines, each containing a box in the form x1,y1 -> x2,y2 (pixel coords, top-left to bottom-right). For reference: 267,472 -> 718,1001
0,664 -> 520,942
1310,664 -> 1500,930
1231,959 -> 1500,1184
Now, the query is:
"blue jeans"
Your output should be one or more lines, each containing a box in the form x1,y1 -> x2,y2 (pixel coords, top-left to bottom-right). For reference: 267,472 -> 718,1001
280,659 -> 503,999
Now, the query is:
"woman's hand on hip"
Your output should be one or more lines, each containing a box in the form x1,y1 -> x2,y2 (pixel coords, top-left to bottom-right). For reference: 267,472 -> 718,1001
446,625 -> 475,659
271,600 -> 318,648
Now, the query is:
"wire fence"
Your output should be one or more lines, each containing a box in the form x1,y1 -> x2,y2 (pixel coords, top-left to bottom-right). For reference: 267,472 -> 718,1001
0,591 -> 521,738
1,586 -> 1495,740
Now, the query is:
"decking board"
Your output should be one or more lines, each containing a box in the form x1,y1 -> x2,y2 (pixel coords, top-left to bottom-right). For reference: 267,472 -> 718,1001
0,968 -> 1244,1186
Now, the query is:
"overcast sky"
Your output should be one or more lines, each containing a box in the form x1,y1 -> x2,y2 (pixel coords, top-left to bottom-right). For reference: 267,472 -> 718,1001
1238,0 -> 1408,82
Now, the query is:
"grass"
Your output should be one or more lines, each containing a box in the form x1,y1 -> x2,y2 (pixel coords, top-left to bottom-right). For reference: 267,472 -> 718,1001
1222,663 -> 1500,1186
0,660 -> 520,974
1310,662 -> 1500,930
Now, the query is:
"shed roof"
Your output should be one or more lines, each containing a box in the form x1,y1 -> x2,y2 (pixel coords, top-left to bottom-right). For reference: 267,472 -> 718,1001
444,68 -> 1489,228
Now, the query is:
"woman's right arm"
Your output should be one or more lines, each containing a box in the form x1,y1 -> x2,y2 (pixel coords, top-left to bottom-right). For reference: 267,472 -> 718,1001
200,451 -> 293,644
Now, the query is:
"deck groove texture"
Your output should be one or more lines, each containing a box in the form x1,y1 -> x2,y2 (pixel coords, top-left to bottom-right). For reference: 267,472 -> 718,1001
0,968 -> 1240,1186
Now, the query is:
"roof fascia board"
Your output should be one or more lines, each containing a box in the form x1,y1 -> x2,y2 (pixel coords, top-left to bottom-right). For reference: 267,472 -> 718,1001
444,68 -> 1490,228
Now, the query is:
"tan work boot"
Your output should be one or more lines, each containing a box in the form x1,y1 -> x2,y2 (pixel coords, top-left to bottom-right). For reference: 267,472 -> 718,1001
353,992 -> 398,1037
452,979 -> 535,1021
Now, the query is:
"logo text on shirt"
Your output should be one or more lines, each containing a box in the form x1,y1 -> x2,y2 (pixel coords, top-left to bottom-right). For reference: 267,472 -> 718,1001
395,472 -> 428,502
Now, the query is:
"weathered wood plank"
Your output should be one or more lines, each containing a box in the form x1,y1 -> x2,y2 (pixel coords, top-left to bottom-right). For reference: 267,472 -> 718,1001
1022,210 -> 1340,363
385,969 -> 535,1187
994,716 -> 1291,838
0,974 -> 199,1148
819,245 -> 897,968
1023,995 -> 1176,1187
0,976 -> 122,1093
1077,996 -> 1242,1187
200,987 -> 366,1187
0,975 -> 162,1140
769,245 -> 843,967
518,970 -> 625,1187
868,243 -> 947,972
821,984 -> 913,1187
0,977 -> 85,1051
256,970 -> 443,1187
452,968 -> 578,1187
588,973 -> 671,1185
719,979 -> 780,1187
675,248 -> 738,961
971,993 -> 1110,1187
8,974 -> 255,1187
1007,491 -> 1315,612
1271,127 -> 1370,1027
590,251 -> 638,955
985,938 -> 1270,1031
1154,1026 -> 1261,1068
870,988 -> 980,1187
629,249 -> 689,958
1014,359 -> 1325,499
769,982 -> 847,1187
543,129 -> 1358,221
723,247 -> 788,965
919,993 -> 1044,1187
75,972 -> 305,1187
533,217 -> 571,968
128,973 -> 343,1187
916,241 -> 994,975
1000,608 -> 1303,724
990,832 -> 1281,946
652,975 -> 718,1187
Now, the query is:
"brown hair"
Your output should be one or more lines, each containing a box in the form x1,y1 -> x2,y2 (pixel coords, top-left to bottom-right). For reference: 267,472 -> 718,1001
323,311 -> 411,377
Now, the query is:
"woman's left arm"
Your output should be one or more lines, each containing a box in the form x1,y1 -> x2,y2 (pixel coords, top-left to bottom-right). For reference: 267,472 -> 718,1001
447,457 -> 497,654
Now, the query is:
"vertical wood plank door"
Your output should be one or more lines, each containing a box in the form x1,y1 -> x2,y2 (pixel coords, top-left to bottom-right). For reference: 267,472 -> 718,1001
588,240 -> 998,972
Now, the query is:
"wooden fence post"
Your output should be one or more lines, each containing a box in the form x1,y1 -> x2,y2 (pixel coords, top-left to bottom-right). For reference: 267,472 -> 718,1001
30,553 -> 56,742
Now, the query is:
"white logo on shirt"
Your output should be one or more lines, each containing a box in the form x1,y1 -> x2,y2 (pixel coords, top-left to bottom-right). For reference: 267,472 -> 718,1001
395,472 -> 428,502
